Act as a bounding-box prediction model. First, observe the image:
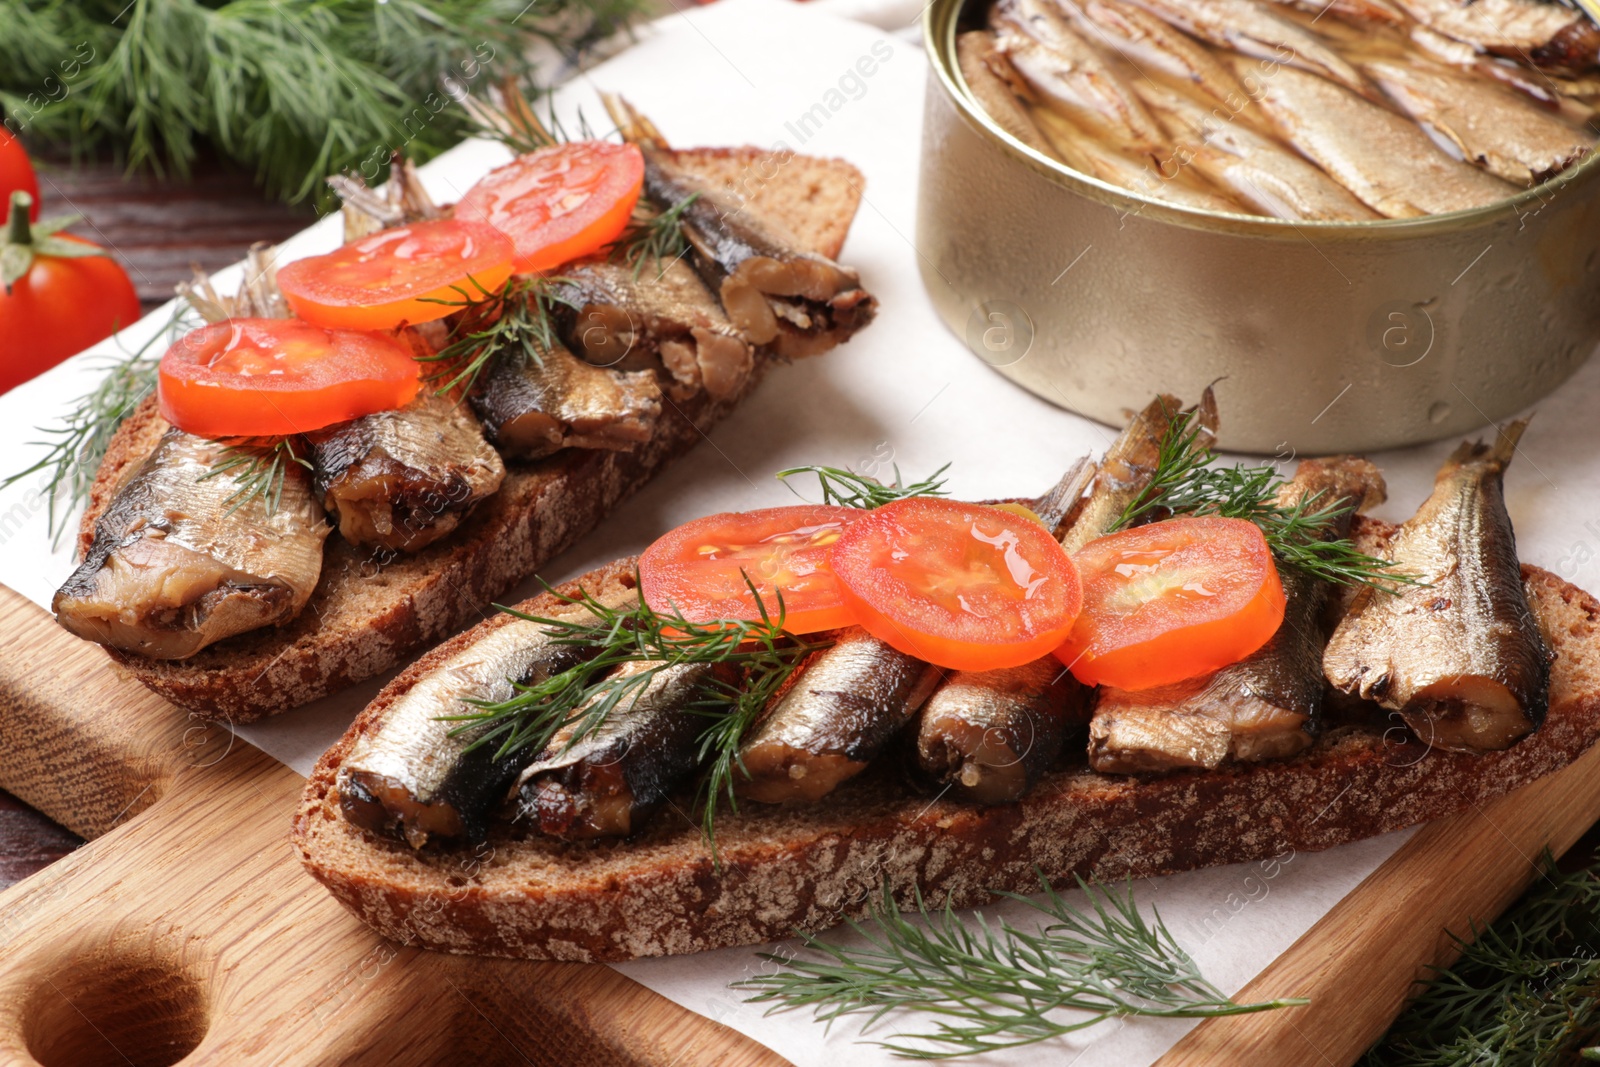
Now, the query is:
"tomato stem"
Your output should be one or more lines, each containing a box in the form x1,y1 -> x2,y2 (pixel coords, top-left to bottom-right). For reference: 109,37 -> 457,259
7,191 -> 32,245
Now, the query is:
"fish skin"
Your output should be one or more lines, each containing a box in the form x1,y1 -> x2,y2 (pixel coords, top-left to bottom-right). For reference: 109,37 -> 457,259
1261,0 -> 1406,22
639,148 -> 876,356
53,429 -> 329,659
1091,456 -> 1387,774
470,339 -> 662,460
308,167 -> 503,554
914,657 -> 1087,804
735,628 -> 942,805
1323,420 -> 1551,754
329,155 -> 444,242
336,587 -> 639,849
1059,0 -> 1250,109
1404,27 -> 1599,124
307,391 -> 505,553
1123,0 -> 1373,93
1235,60 -> 1519,217
1029,105 -> 1251,211
957,30 -> 1059,155
1034,455 -> 1098,539
514,660 -> 714,840
1364,58 -> 1592,185
1136,79 -> 1383,220
1059,389 -> 1218,555
553,256 -> 754,402
1392,0 -> 1600,73
995,0 -> 1170,150
910,392 -> 1210,801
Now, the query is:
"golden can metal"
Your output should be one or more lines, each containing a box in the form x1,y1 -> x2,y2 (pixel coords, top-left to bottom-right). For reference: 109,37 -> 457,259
917,0 -> 1600,453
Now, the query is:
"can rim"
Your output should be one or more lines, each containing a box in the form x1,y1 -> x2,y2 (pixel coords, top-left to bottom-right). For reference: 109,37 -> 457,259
923,0 -> 1600,239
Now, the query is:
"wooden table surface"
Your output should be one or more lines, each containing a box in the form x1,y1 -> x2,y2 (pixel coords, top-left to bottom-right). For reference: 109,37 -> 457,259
0,150 -> 317,891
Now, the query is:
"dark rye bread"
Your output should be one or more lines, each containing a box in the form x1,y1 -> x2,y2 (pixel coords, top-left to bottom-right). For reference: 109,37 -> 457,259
73,150 -> 865,723
670,146 -> 864,260
293,518 -> 1600,962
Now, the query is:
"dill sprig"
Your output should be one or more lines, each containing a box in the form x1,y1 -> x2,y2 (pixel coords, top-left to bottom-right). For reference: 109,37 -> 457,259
1112,410 -> 1213,533
442,576 -> 826,820
1366,849 -> 1600,1066
609,192 -> 700,279
738,872 -> 1305,1059
0,308 -> 191,545
415,274 -> 577,395
463,78 -> 600,155
685,585 -> 830,852
777,464 -> 952,510
198,437 -> 312,517
1111,410 -> 1415,591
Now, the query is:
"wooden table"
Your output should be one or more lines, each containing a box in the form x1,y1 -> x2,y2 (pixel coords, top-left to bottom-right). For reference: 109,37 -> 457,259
0,150 -> 317,891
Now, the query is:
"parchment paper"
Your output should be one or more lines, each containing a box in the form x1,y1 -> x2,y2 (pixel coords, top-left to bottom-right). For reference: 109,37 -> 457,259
0,0 -> 1593,1061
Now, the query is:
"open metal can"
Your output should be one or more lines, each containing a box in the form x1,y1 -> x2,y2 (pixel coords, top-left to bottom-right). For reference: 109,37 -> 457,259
916,0 -> 1600,453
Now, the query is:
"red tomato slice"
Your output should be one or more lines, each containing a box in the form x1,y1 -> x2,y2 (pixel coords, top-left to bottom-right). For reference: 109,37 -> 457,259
1055,516 -> 1286,690
159,318 -> 421,437
639,505 -> 863,634
828,498 -> 1083,671
454,142 -> 643,274
277,219 -> 513,331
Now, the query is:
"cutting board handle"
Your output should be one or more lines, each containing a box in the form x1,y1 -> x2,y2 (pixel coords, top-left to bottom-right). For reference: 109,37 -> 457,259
0,587 -> 779,1066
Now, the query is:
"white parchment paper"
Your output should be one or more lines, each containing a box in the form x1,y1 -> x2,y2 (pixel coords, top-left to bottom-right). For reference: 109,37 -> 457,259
0,0 -> 1593,1061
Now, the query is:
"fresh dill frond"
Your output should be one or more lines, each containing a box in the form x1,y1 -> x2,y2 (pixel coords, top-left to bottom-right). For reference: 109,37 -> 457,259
198,437 -> 312,517
1366,849 -> 1600,1067
443,577 -> 820,758
415,274 -> 578,396
1111,411 -> 1416,591
609,192 -> 699,279
0,0 -> 641,203
686,580 -> 829,855
0,308 -> 191,545
737,872 -> 1305,1059
1261,489 -> 1417,590
463,77 -> 600,155
439,574 -> 826,852
1111,406 -> 1215,533
777,463 -> 952,510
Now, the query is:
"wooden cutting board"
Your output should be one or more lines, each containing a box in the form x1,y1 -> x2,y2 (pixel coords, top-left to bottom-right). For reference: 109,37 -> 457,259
1,581 -> 1596,1067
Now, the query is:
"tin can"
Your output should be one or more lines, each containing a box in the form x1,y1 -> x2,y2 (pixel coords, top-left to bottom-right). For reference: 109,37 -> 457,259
916,0 -> 1600,453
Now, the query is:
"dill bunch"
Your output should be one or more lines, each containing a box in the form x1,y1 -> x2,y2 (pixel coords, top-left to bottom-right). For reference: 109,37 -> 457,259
1366,849 -> 1600,1067
0,0 -> 643,203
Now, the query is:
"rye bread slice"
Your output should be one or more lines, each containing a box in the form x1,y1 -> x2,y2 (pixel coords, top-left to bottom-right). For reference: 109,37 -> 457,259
667,146 -> 864,260
71,150 -> 866,723
292,518 -> 1600,962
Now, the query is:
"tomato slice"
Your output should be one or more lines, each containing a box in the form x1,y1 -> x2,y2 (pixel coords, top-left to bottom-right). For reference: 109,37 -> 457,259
1055,516 -> 1286,690
454,142 -> 643,274
828,498 -> 1083,671
277,219 -> 514,331
159,318 -> 421,437
639,505 -> 863,634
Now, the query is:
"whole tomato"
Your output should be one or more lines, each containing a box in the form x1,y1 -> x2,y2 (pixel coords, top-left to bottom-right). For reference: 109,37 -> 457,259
1,191 -> 142,393
0,129 -> 40,222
